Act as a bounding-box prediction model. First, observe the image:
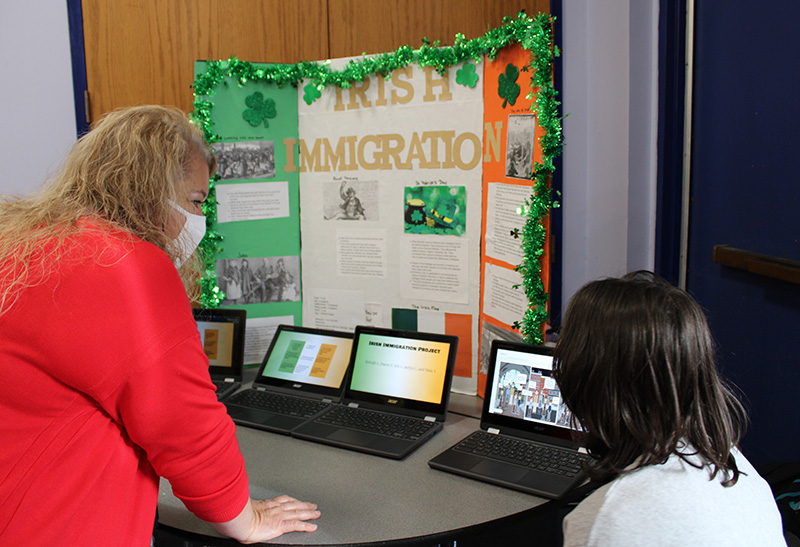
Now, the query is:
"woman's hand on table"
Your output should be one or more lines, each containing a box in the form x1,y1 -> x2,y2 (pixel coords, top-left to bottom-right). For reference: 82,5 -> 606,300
211,495 -> 321,543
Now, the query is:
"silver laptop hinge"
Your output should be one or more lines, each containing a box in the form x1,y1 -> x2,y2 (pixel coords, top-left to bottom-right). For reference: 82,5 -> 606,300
256,386 -> 266,391
424,416 -> 436,422
578,447 -> 589,454
487,428 -> 500,435
322,398 -> 333,403
348,402 -> 359,408
224,378 -> 235,383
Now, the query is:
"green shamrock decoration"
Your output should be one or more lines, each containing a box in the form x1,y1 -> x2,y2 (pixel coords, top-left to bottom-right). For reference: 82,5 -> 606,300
498,63 -> 520,108
242,91 -> 277,127
455,62 -> 479,88
303,83 -> 322,105
411,209 -> 424,223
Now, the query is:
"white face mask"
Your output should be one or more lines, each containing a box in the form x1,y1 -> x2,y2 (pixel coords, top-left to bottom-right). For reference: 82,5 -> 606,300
169,200 -> 207,267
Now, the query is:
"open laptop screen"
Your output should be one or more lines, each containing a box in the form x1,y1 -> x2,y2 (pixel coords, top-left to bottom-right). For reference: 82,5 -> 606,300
489,345 -> 577,430
193,308 -> 246,375
259,326 -> 353,389
483,342 -> 581,443
344,326 -> 458,416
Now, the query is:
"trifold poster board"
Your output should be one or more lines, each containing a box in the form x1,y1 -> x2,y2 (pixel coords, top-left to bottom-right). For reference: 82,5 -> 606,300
193,21 -> 555,396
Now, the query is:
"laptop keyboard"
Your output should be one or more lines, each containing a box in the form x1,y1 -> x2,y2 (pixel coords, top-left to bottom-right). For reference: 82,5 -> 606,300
225,389 -> 329,418
315,406 -> 437,441
455,431 -> 589,477
212,380 -> 241,398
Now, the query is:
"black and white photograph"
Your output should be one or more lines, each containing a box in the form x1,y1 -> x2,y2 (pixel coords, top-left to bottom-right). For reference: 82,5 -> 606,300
216,256 -> 300,305
323,179 -> 379,221
504,114 -> 536,179
212,141 -> 276,181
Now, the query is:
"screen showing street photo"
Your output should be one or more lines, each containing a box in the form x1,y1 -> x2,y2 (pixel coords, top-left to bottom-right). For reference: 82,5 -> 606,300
489,348 -> 576,430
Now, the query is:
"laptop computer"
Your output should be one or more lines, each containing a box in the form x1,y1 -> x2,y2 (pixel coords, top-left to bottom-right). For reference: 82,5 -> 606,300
291,325 -> 458,459
428,340 -> 590,499
192,307 -> 247,400
223,324 -> 354,434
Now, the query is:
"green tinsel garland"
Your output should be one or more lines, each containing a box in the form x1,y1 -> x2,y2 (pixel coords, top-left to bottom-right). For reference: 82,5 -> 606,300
192,12 -> 563,344
198,177 -> 226,307
513,14 -> 563,345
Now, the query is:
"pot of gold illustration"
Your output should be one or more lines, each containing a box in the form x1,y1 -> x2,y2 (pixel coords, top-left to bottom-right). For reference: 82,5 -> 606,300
405,198 -> 427,225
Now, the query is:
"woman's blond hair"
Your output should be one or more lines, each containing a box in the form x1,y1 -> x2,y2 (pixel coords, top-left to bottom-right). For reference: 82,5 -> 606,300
0,105 -> 216,315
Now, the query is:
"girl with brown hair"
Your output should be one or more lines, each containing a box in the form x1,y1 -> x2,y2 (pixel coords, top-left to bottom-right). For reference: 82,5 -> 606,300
555,271 -> 784,546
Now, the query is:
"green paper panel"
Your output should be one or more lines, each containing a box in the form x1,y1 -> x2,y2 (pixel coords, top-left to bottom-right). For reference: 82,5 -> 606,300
194,60 -> 302,327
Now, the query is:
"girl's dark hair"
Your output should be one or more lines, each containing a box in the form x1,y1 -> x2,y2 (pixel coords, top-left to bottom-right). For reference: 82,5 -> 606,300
553,271 -> 747,485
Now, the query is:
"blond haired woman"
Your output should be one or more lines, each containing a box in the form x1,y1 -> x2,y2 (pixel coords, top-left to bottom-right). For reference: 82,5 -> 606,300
0,106 -> 319,545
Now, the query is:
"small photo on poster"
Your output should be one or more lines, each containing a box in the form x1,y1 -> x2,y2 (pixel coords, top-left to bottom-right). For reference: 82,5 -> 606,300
217,256 -> 300,306
403,186 -> 466,236
505,114 -> 536,179
323,179 -> 378,221
212,141 -> 276,181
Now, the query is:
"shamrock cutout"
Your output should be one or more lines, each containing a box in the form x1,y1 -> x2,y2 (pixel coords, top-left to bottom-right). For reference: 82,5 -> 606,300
411,209 -> 425,223
498,63 -> 520,108
455,62 -> 479,88
242,92 -> 276,127
303,83 -> 322,105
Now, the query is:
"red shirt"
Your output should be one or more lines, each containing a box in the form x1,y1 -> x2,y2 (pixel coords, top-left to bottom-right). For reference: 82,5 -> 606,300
0,222 -> 249,545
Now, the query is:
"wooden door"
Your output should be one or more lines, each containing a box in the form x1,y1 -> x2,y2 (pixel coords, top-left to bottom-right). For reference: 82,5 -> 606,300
80,0 -> 328,122
326,0 -> 550,58
80,0 -> 549,122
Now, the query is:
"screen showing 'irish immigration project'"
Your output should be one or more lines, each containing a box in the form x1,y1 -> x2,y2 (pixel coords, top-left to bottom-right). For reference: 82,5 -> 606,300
261,330 -> 353,388
349,332 -> 452,404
